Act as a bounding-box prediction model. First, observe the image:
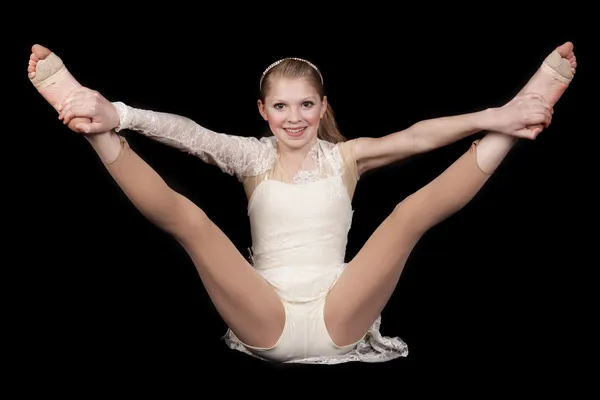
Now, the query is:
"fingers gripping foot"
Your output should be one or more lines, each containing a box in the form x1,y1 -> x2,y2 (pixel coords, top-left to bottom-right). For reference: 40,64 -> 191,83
28,44 -> 91,132
474,42 -> 577,175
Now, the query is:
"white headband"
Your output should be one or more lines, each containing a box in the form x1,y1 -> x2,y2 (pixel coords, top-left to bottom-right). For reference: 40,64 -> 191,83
259,57 -> 324,89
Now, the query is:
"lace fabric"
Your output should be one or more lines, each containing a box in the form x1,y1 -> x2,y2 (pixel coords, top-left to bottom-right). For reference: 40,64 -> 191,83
225,316 -> 408,365
113,102 -> 276,182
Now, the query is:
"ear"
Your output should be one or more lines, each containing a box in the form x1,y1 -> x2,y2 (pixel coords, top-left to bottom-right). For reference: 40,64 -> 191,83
257,100 -> 268,121
320,96 -> 328,118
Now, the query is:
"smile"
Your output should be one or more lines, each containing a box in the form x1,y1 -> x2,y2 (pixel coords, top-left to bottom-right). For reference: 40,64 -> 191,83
284,127 -> 306,137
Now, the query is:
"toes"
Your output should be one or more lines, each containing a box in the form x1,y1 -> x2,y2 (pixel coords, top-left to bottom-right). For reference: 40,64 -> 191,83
31,44 -> 52,60
570,56 -> 577,73
553,41 -> 577,75
556,41 -> 574,58
28,59 -> 38,76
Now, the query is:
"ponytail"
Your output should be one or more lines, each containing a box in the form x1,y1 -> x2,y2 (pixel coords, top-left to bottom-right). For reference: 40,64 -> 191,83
318,102 -> 346,143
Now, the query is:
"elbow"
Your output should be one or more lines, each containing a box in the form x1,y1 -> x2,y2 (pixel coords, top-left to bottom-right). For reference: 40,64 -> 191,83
406,123 -> 432,154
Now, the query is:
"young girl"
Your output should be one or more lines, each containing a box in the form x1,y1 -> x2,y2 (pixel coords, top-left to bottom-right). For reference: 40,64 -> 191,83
28,42 -> 575,364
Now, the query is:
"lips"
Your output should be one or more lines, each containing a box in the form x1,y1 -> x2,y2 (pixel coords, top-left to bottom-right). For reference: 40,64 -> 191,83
284,127 -> 306,137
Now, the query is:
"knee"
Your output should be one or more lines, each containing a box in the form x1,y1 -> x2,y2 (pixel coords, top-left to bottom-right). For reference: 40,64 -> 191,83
169,195 -> 212,240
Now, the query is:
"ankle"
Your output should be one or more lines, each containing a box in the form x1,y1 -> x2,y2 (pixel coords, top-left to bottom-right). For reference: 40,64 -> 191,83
475,133 -> 518,174
85,131 -> 123,164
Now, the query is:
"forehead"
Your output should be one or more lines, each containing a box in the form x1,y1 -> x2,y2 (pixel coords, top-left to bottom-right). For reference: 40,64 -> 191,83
266,77 -> 319,101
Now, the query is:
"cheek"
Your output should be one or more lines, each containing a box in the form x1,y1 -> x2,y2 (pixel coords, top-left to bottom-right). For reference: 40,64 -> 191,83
265,108 -> 323,126
304,109 -> 323,124
265,110 -> 286,125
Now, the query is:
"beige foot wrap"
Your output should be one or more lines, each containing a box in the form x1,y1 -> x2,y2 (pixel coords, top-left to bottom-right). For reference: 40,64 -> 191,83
541,50 -> 573,84
30,52 -> 69,90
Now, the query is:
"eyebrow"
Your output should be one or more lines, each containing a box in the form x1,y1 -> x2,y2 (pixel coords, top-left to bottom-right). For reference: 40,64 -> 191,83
271,96 -> 317,103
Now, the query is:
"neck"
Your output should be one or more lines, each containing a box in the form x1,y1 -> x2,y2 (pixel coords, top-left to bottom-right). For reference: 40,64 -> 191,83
277,137 -> 318,177
278,136 -> 318,160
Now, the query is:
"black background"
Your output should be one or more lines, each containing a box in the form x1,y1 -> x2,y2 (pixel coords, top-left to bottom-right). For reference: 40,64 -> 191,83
11,8 -> 594,394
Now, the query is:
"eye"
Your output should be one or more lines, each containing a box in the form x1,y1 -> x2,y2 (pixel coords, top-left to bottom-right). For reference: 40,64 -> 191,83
273,103 -> 285,110
302,101 -> 314,108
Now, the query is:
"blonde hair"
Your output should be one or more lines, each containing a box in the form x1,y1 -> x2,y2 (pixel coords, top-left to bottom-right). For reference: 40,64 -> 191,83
259,58 -> 346,144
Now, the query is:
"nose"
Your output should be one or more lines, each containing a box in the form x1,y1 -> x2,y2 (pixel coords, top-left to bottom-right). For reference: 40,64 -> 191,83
287,107 -> 302,123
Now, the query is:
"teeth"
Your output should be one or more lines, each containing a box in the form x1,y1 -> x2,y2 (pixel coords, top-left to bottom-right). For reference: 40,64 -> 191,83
285,128 -> 304,133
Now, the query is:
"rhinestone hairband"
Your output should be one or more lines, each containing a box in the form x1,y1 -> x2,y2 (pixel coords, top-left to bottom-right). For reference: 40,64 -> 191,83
259,57 -> 324,89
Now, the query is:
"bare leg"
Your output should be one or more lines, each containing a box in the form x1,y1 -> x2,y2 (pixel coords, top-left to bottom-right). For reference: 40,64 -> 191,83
28,44 -> 285,348
324,42 -> 577,346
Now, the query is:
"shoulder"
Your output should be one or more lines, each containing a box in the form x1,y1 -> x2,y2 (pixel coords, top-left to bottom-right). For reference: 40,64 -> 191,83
322,139 -> 360,198
320,138 -> 357,155
239,136 -> 277,178
236,134 -> 277,154
319,139 -> 358,178
259,135 -> 277,148
329,138 -> 358,165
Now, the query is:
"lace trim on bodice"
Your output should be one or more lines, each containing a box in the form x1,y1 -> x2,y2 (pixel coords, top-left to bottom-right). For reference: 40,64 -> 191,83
290,145 -> 320,184
272,139 -> 345,185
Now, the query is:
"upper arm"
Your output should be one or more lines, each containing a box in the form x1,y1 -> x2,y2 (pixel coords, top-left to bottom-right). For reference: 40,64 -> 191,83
337,140 -> 359,199
354,129 -> 418,175
188,133 -> 275,181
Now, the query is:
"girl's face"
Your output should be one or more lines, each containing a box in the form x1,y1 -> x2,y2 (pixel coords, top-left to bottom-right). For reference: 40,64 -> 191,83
258,77 -> 327,151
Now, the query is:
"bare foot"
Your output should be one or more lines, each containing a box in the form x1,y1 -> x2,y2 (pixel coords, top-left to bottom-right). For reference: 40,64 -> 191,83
522,41 -> 577,106
28,44 -> 90,132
